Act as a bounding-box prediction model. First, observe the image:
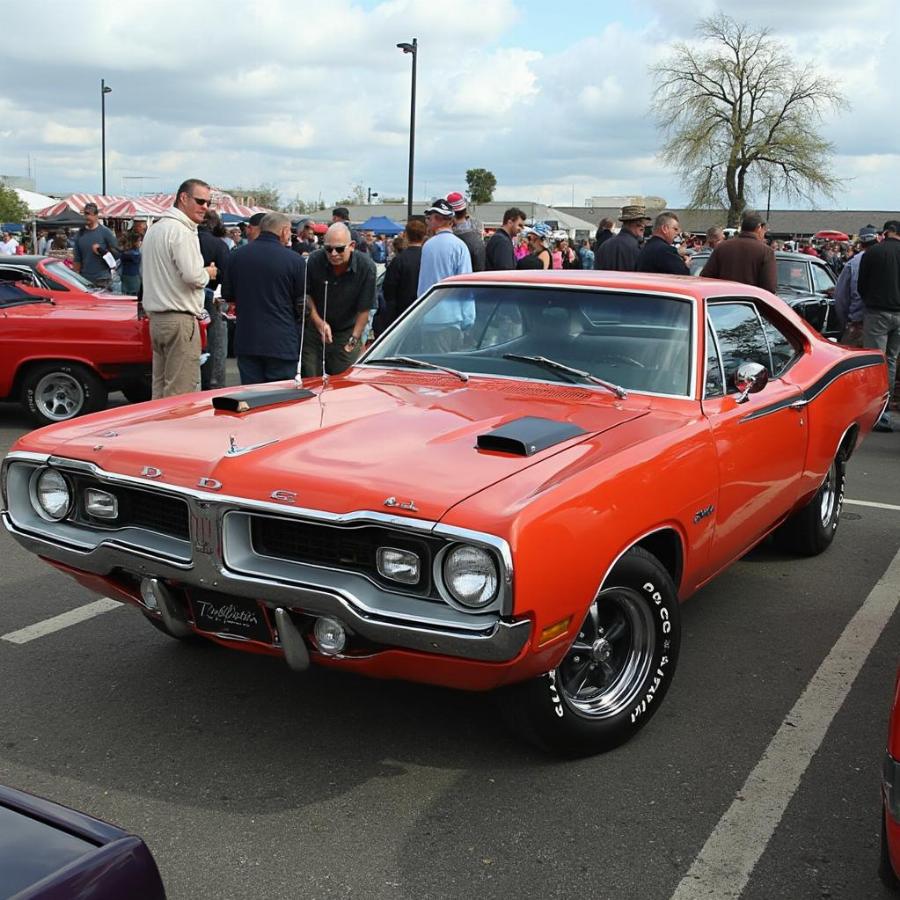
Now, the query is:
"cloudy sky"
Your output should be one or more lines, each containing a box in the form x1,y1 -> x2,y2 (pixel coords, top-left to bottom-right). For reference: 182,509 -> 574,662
3,0 -> 898,211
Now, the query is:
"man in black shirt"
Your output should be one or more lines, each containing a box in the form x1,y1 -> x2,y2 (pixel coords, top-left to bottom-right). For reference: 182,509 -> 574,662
636,212 -> 689,275
302,222 -> 377,376
197,209 -> 231,389
485,207 -> 527,270
591,217 -> 615,269
859,219 -> 900,431
381,218 -> 425,328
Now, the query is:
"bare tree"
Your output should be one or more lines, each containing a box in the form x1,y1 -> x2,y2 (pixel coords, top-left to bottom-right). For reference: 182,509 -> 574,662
650,14 -> 848,226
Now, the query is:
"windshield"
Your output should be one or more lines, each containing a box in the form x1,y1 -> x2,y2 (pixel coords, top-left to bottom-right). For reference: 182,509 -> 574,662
366,284 -> 694,397
41,260 -> 99,292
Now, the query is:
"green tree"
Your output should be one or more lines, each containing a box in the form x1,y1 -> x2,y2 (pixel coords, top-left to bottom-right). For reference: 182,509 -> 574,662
650,14 -> 847,226
0,183 -> 29,223
222,183 -> 281,210
465,168 -> 497,205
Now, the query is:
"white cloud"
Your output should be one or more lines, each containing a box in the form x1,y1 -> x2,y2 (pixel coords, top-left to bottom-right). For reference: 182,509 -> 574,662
1,0 -> 897,211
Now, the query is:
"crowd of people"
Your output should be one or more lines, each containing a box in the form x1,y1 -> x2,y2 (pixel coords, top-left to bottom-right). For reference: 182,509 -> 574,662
8,182 -> 896,434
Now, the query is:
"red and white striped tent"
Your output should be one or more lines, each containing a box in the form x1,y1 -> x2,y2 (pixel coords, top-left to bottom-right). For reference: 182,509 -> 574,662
101,196 -> 166,219
144,190 -> 268,218
35,193 -> 129,217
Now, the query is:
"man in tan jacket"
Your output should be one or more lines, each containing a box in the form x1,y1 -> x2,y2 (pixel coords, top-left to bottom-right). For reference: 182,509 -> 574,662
141,178 -> 217,398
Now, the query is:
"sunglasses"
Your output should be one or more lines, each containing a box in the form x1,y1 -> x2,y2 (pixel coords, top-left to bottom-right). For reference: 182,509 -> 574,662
324,244 -> 348,254
191,196 -> 211,207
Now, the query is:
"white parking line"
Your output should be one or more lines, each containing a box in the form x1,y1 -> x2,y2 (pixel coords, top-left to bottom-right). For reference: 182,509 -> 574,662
846,498 -> 900,513
1,598 -> 121,645
670,543 -> 900,900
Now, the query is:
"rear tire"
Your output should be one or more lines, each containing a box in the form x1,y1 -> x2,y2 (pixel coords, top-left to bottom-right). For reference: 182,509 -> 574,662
774,454 -> 845,556
121,376 -> 152,404
21,362 -> 107,426
501,547 -> 681,757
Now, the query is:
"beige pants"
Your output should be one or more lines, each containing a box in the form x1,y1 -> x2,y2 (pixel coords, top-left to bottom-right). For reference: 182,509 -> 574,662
149,312 -> 201,399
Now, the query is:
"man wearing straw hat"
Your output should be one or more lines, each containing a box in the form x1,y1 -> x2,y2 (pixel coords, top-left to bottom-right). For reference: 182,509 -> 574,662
595,204 -> 652,272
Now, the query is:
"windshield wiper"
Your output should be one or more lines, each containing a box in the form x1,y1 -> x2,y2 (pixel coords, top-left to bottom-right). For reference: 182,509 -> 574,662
365,355 -> 469,383
502,354 -> 627,399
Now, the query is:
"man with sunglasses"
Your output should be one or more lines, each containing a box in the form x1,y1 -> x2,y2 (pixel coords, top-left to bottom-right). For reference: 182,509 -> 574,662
301,222 -> 377,377
141,178 -> 217,398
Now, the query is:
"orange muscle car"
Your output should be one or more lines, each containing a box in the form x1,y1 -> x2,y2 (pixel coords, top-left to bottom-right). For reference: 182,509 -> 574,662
1,271 -> 889,755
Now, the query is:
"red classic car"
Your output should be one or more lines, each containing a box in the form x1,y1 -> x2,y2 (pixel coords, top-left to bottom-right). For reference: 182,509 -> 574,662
0,281 -> 152,425
882,667 -> 900,889
1,271 -> 888,756
0,254 -> 137,301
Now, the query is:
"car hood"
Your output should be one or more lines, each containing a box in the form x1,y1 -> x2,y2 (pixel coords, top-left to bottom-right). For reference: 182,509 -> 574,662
3,295 -> 142,321
23,373 -> 650,521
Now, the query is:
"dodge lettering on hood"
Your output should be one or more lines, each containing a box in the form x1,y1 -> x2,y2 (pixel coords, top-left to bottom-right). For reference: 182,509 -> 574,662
1,270 -> 888,756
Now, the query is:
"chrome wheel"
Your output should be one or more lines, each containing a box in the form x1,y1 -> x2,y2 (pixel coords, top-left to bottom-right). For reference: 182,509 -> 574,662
33,371 -> 85,421
819,460 -> 837,527
558,586 -> 656,719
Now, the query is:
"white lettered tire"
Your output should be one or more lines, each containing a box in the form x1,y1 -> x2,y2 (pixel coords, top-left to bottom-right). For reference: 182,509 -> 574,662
502,547 -> 681,757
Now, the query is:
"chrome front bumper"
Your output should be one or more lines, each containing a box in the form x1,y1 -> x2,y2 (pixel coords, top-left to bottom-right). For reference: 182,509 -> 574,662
1,456 -> 530,664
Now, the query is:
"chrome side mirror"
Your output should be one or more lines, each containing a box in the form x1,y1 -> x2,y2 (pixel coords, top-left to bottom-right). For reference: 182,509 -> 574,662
734,362 -> 768,404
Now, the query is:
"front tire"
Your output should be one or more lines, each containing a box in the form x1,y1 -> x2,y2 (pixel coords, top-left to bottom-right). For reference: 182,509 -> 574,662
774,454 -> 845,556
503,547 -> 681,757
21,362 -> 108,426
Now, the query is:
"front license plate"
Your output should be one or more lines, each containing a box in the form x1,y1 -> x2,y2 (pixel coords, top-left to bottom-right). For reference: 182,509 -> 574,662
189,591 -> 271,642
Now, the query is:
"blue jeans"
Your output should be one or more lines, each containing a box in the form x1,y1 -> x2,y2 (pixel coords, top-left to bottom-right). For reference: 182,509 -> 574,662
237,355 -> 297,385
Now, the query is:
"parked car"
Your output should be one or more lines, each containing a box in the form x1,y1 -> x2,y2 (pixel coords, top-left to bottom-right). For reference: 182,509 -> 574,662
690,250 -> 840,339
882,666 -> 900,889
0,254 -> 137,301
0,782 -> 165,898
0,281 -> 152,425
1,270 -> 888,756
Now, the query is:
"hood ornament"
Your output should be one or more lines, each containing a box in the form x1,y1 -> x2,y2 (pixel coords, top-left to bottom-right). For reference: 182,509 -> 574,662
384,496 -> 418,512
225,434 -> 279,457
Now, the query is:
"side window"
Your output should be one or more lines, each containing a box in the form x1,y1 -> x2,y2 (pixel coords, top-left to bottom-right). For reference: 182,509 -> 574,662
0,267 -> 32,285
704,320 -> 725,397
759,310 -> 802,377
708,303 -> 771,392
811,264 -> 835,293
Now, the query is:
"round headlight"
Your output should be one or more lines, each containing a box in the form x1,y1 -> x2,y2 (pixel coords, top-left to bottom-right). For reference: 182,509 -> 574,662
442,544 -> 499,609
33,468 -> 72,521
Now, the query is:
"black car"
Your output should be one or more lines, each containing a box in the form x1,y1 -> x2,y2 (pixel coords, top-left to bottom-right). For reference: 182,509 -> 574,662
690,250 -> 839,339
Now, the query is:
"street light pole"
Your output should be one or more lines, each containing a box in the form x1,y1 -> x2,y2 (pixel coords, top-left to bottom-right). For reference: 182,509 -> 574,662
397,39 -> 417,221
101,78 -> 112,195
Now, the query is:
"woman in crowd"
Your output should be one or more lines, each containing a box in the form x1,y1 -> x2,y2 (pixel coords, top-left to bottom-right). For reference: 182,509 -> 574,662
516,223 -> 553,270
119,232 -> 142,295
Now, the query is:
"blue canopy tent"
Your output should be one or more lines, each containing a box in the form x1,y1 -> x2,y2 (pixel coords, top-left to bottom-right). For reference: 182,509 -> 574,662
356,215 -> 404,236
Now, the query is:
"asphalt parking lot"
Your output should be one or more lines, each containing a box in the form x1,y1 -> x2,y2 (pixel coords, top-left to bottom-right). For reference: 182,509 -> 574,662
1,380 -> 899,899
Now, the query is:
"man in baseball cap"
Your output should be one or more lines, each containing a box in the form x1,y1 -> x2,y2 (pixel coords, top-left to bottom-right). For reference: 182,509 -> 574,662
834,225 -> 878,348
418,198 -> 471,293
246,212 -> 265,242
446,191 -> 485,272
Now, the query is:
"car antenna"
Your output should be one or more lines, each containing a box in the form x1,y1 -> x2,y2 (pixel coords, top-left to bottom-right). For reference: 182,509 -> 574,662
294,260 -> 308,387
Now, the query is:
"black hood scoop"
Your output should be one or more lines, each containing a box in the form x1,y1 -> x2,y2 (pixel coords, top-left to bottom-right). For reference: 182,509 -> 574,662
212,386 -> 314,413
477,416 -> 588,456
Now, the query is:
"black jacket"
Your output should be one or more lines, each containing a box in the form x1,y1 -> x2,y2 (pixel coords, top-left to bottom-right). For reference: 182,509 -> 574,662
222,232 -> 307,360
485,229 -> 516,271
454,227 -> 486,272
197,227 -> 230,291
858,237 -> 900,311
596,229 -> 641,272
592,228 -> 614,269
636,235 -> 688,275
381,246 -> 423,325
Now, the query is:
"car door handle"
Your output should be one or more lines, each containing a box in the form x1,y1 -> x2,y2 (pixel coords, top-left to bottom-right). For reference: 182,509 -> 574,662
789,399 -> 808,410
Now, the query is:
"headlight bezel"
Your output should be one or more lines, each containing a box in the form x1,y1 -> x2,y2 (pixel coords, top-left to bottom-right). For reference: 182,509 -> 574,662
435,542 -> 501,612
29,466 -> 73,522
